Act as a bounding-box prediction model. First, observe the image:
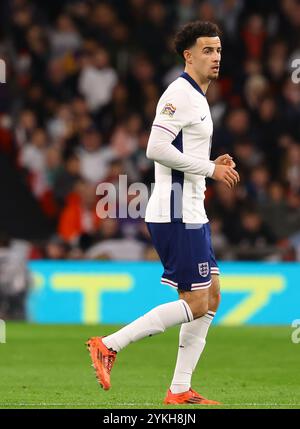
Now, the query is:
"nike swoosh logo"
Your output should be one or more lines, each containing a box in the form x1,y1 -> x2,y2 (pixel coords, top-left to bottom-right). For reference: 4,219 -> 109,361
201,116 -> 206,121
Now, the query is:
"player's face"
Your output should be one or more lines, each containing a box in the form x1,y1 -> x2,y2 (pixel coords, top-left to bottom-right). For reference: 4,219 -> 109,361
187,36 -> 221,81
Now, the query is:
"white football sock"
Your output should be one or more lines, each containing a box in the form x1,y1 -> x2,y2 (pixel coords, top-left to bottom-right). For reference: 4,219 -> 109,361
170,311 -> 216,394
102,299 -> 193,353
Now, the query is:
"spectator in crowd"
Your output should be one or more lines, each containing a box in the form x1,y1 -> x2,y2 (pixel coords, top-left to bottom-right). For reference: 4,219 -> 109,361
259,181 -> 300,240
49,14 -> 82,58
77,127 -> 116,184
86,218 -> 146,261
44,235 -> 69,260
235,209 -> 277,260
19,128 -> 49,197
246,164 -> 271,204
0,232 -> 30,320
78,47 -> 118,113
53,153 -> 81,207
58,180 -> 100,244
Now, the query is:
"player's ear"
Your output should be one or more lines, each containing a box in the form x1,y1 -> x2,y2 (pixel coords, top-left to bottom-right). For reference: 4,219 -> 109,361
183,49 -> 192,64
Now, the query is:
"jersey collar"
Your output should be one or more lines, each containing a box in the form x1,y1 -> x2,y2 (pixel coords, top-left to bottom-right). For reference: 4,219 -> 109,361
180,72 -> 206,97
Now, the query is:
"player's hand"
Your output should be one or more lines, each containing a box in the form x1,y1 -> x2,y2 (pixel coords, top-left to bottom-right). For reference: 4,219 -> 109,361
211,164 -> 240,188
213,154 -> 236,168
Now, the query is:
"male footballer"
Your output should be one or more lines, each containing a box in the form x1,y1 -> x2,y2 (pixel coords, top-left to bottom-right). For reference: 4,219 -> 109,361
87,20 -> 239,405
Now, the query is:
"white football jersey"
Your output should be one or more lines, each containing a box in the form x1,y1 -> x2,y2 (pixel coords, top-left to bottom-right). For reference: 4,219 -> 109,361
145,72 -> 214,224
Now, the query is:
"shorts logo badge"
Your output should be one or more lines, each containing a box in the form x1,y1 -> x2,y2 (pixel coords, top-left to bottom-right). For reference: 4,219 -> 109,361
161,103 -> 176,117
198,262 -> 209,277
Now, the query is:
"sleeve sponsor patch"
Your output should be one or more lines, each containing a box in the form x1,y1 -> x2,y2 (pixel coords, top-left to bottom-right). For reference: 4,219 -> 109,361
160,103 -> 176,117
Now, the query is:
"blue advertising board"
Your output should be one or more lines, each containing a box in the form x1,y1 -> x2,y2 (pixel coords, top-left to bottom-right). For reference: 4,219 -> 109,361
27,261 -> 300,325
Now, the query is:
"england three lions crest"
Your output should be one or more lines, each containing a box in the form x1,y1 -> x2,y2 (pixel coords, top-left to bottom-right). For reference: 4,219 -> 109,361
160,103 -> 176,117
198,262 -> 209,277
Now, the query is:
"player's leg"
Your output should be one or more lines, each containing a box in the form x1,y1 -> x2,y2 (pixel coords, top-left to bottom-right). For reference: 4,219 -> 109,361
87,285 -> 213,390
208,273 -> 221,312
165,277 -> 220,404
96,283 -> 209,357
166,224 -> 221,404
101,298 -> 194,353
86,222 -> 210,390
87,293 -> 211,392
87,297 -> 195,390
170,276 -> 220,389
96,221 -> 207,354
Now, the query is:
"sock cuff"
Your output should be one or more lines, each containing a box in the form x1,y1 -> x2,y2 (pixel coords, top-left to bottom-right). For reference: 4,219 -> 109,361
179,300 -> 194,322
206,311 -> 216,319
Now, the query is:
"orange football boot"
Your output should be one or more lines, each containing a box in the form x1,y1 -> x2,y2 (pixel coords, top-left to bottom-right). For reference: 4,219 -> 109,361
163,388 -> 220,405
86,336 -> 117,390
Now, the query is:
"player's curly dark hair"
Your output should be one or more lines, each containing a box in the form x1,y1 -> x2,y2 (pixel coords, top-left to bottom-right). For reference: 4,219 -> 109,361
174,21 -> 221,59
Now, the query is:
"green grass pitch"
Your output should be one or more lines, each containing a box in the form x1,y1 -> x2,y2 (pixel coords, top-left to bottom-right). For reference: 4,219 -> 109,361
0,323 -> 299,409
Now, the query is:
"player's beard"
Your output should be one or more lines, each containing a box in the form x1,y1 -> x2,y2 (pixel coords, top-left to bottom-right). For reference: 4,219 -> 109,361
207,71 -> 219,80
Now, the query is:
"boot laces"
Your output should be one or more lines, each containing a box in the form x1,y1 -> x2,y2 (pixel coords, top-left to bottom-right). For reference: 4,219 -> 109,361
103,354 -> 115,372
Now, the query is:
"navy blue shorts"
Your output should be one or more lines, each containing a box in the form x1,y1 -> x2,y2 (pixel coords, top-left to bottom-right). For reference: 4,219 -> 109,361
147,222 -> 219,291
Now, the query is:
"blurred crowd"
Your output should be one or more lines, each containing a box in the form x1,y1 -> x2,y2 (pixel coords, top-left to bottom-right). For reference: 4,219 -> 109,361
0,0 -> 300,263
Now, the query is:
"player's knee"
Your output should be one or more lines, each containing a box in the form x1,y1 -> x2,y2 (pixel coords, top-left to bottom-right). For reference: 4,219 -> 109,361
209,275 -> 221,312
209,290 -> 221,312
187,300 -> 209,320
